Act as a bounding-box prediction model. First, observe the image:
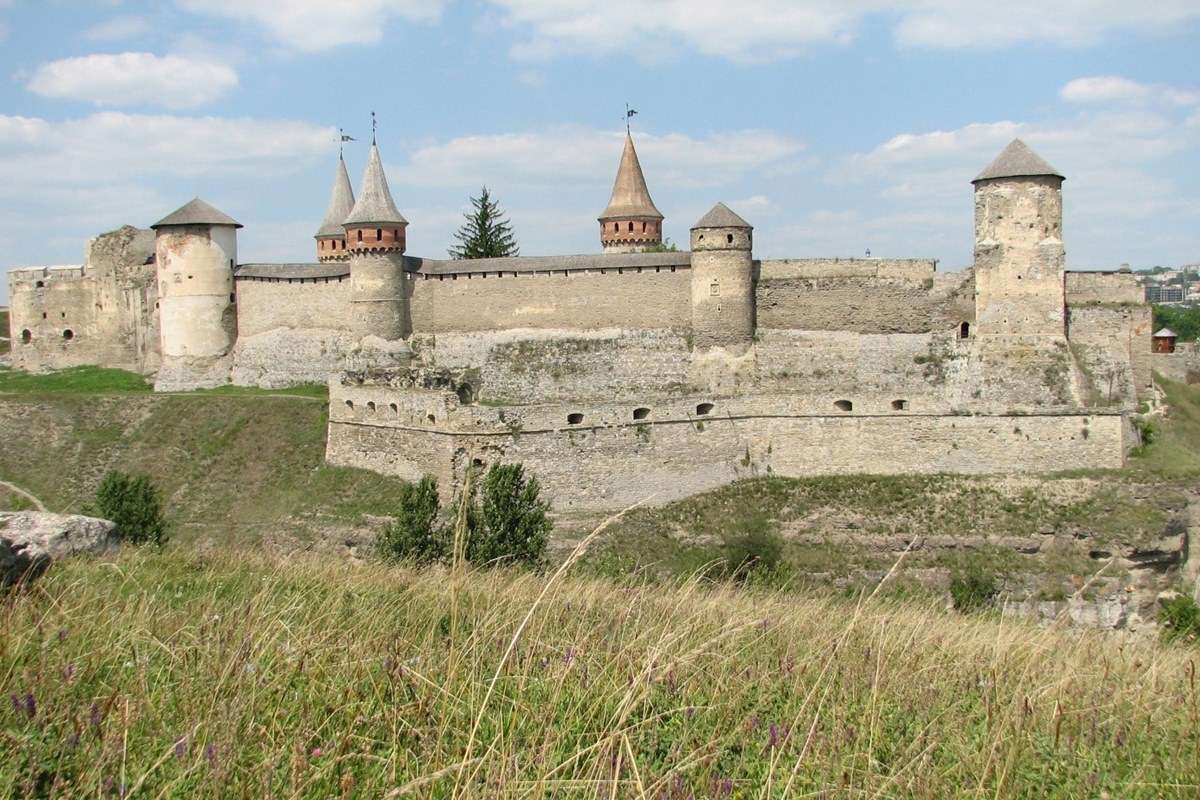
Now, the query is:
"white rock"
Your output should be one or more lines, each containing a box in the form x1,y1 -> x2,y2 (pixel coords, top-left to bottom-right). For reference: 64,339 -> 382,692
0,511 -> 117,586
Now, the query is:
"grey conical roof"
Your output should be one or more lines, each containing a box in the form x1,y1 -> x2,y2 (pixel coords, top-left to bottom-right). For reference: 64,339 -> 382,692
152,198 -> 242,229
599,131 -> 663,221
692,202 -> 752,230
343,143 -> 407,226
1153,328 -> 1176,338
973,139 -> 1064,183
316,155 -> 355,238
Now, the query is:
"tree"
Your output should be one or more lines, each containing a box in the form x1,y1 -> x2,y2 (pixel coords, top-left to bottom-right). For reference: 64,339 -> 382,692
469,464 -> 551,568
92,471 -> 168,546
376,476 -> 446,565
449,186 -> 519,259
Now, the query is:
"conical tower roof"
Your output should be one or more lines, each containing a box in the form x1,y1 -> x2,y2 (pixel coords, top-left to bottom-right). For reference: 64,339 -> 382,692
692,202 -> 752,229
316,155 -> 355,237
152,197 -> 242,229
973,139 -> 1064,183
343,143 -> 407,226
599,131 -> 663,221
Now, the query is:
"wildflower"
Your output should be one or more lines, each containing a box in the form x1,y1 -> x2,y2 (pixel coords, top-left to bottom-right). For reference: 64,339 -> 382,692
205,743 -> 218,769
21,693 -> 36,720
89,703 -> 103,730
174,737 -> 188,760
311,747 -> 323,758
768,722 -> 781,749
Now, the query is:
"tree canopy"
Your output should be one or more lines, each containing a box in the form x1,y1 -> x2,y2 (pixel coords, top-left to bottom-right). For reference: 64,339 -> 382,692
449,186 -> 519,260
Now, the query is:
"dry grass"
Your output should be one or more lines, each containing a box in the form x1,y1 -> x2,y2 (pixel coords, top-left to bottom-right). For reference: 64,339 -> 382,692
2,546 -> 1197,798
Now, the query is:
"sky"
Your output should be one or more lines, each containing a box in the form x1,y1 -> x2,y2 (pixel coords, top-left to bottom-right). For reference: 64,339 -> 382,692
1,1 -> 1198,302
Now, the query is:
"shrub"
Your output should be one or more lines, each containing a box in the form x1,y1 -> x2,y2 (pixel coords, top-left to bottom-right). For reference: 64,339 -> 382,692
722,526 -> 783,581
468,464 -> 551,568
1159,594 -> 1200,645
93,471 -> 168,546
949,566 -> 998,613
376,476 -> 446,565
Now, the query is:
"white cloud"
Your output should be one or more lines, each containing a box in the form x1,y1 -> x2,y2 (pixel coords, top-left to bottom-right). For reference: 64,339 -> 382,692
485,1 -> 1200,62
397,127 -> 804,189
27,53 -> 238,110
83,15 -> 153,41
1062,76 -> 1200,107
177,0 -> 444,50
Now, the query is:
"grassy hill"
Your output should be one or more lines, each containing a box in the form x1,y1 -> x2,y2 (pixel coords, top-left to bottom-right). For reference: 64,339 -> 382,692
1,549 -> 1196,797
0,308 -> 9,354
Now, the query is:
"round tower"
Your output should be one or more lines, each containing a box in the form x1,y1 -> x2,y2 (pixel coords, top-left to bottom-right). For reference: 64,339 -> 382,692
344,140 -> 410,340
598,131 -> 664,253
151,198 -> 240,388
689,203 -> 754,351
315,153 -> 355,262
971,139 -> 1066,337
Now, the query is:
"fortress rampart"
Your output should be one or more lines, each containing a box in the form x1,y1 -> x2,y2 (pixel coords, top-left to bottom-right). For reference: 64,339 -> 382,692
4,134 -> 1158,511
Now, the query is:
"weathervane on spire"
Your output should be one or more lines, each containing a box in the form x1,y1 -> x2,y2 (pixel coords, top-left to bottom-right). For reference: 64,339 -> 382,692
338,127 -> 355,157
625,103 -> 638,133
371,111 -> 377,145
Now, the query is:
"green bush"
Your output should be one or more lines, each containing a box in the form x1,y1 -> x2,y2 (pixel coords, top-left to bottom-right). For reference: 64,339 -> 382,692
949,567 -> 998,613
376,476 -> 446,565
469,463 -> 551,568
722,526 -> 783,581
92,471 -> 168,546
1159,594 -> 1200,645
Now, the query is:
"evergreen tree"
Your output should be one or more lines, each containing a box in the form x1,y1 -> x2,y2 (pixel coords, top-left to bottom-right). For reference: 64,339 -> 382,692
448,186 -> 519,259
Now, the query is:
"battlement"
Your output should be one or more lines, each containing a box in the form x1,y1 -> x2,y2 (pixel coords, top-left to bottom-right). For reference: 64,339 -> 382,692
8,265 -> 87,286
758,258 -> 937,281
1065,270 -> 1143,305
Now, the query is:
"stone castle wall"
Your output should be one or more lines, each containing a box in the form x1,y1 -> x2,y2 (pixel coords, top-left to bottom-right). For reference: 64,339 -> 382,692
326,375 -> 1127,511
755,259 -> 974,334
408,265 -> 691,333
7,227 -> 158,374
234,274 -> 353,337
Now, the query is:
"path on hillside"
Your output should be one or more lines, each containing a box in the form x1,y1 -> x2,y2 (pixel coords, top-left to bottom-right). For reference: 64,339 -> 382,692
0,480 -> 46,511
154,391 -> 325,401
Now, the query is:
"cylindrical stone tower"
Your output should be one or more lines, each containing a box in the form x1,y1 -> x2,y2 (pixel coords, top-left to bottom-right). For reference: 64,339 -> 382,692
151,198 -> 241,389
598,131 -> 664,253
971,139 -> 1066,337
689,202 -> 754,352
344,142 -> 410,340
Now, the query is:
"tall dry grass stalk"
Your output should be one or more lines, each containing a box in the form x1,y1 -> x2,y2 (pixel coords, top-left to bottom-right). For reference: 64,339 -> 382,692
1,546 -> 1196,798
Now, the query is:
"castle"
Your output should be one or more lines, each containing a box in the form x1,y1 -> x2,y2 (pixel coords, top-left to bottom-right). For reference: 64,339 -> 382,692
6,133 -> 1155,511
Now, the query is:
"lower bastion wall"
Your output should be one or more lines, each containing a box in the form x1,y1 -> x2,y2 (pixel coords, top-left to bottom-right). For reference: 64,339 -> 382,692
326,385 -> 1127,511
408,267 -> 691,333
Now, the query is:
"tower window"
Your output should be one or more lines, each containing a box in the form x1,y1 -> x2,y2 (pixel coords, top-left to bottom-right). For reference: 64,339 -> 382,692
959,321 -> 970,339
357,230 -> 363,242
62,329 -> 74,341
366,401 -> 376,413
695,402 -> 714,416
344,400 -> 354,410
20,329 -> 31,343
567,412 -> 584,425
633,407 -> 650,420
834,400 -> 852,412
642,222 -> 646,233
35,281 -> 44,288
628,222 -> 633,232
891,399 -> 908,411
727,234 -> 734,244
376,228 -> 382,240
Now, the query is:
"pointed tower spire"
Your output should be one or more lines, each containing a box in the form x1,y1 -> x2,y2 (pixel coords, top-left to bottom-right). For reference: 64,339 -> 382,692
344,139 -> 407,253
315,153 -> 356,262
972,139 -> 1064,183
598,130 -> 664,253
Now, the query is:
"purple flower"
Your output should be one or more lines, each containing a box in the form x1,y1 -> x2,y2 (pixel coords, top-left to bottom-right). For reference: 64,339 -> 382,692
62,663 -> 76,681
57,628 -> 69,643
21,693 -> 36,720
89,703 -> 103,730
204,743 -> 218,769
768,722 -> 781,749
311,747 -> 323,758
174,737 -> 188,760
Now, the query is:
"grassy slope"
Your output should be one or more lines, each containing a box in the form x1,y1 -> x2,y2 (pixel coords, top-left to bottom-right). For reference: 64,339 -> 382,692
1,550 -> 1196,797
0,308 -> 9,354
0,367 -> 406,547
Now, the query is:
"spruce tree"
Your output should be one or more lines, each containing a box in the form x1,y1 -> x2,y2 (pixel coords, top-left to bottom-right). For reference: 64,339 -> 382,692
448,186 -> 519,259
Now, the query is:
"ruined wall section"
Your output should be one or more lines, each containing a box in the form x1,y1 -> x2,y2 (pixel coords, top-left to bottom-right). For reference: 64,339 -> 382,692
7,226 -> 157,373
1152,344 -> 1200,385
1063,271 -> 1152,404
327,373 -> 1126,512
408,266 -> 691,334
755,259 -> 974,334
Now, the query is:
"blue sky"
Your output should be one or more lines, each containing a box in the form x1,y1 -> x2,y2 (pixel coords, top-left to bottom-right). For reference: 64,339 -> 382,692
1,1 -> 1198,301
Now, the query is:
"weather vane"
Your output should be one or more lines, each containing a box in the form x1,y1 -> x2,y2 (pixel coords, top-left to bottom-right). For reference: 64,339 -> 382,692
338,127 -> 355,157
371,111 -> 377,145
625,103 -> 638,133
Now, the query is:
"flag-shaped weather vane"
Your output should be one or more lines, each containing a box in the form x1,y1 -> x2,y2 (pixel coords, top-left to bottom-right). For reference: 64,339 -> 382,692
338,127 -> 355,157
625,103 -> 638,132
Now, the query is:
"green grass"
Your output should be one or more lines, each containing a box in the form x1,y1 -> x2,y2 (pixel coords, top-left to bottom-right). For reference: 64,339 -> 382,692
0,387 -> 399,547
1129,375 -> 1200,476
0,365 -> 152,394
1,549 -> 1196,797
0,309 -> 9,355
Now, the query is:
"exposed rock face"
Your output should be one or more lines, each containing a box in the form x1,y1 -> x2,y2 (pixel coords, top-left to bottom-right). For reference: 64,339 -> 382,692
0,512 -> 117,586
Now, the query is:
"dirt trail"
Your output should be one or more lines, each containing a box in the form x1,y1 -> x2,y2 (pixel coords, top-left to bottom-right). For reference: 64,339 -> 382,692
0,479 -> 46,511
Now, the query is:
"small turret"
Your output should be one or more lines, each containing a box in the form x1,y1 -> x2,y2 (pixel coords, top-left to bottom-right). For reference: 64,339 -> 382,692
598,131 -> 664,253
689,203 -> 754,351
972,139 -> 1066,337
345,141 -> 410,340
151,198 -> 241,389
315,154 -> 355,262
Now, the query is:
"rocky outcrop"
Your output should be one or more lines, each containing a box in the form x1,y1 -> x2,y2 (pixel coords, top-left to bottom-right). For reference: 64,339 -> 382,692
0,512 -> 117,586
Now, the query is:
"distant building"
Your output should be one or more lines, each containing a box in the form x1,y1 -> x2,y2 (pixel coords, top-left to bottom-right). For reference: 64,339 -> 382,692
1146,284 -> 1185,304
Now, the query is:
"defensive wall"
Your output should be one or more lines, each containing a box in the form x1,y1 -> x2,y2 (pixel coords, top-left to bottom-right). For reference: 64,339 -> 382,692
326,371 -> 1128,511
